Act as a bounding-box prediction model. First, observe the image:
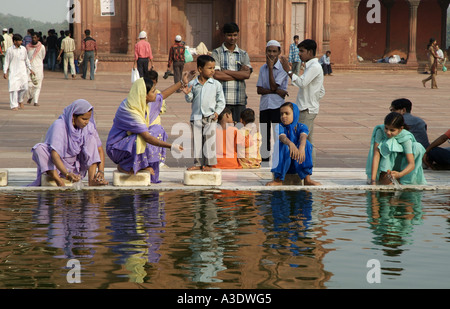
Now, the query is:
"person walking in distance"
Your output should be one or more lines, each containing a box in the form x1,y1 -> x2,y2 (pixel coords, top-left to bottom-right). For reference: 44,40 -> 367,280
167,35 -> 185,89
26,31 -> 46,106
134,31 -> 153,78
57,30 -> 76,80
46,29 -> 58,71
80,29 -> 97,80
3,34 -> 34,111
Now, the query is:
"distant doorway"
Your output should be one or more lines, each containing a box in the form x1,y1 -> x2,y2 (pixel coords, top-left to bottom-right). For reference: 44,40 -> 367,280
186,2 -> 213,49
291,3 -> 306,42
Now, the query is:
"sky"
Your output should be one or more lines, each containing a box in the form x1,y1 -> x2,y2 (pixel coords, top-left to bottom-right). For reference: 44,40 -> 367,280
1,0 -> 69,23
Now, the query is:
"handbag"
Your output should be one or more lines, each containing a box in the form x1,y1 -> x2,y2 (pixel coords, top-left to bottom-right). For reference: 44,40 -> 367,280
30,73 -> 38,85
131,68 -> 140,83
184,48 -> 193,63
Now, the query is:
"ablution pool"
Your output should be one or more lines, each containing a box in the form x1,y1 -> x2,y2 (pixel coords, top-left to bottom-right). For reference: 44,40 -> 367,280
0,188 -> 448,289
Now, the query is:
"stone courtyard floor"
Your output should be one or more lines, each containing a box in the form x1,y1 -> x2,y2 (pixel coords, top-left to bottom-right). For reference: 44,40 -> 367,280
0,68 -> 448,190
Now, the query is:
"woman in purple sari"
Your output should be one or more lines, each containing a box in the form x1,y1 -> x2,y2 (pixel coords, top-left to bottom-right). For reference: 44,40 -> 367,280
106,72 -> 195,183
30,99 -> 108,187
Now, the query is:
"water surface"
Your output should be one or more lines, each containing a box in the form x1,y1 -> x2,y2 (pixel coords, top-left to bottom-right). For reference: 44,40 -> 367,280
0,189 -> 448,289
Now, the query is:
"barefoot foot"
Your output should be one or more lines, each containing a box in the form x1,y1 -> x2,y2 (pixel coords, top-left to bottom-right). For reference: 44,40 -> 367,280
187,166 -> 201,171
304,176 -> 321,186
117,165 -> 133,174
202,165 -> 213,172
266,179 -> 283,186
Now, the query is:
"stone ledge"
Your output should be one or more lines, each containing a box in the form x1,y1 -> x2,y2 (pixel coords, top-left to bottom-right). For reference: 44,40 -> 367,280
0,170 -> 7,187
184,168 -> 222,186
113,170 -> 151,187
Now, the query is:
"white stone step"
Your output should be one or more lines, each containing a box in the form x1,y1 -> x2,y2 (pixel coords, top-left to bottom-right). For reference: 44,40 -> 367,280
184,168 -> 222,186
0,170 -> 8,186
113,170 -> 151,187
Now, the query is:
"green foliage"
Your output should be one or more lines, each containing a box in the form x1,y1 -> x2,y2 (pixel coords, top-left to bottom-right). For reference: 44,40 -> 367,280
0,13 -> 69,37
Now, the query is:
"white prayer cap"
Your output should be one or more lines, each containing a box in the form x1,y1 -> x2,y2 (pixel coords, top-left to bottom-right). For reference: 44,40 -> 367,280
175,35 -> 182,42
266,40 -> 281,48
2,28 -> 7,32
139,31 -> 147,39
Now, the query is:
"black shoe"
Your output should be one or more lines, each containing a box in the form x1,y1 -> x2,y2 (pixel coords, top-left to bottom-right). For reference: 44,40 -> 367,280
163,70 -> 171,79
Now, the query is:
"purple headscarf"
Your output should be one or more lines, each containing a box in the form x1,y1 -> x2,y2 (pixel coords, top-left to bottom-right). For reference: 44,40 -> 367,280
45,99 -> 96,157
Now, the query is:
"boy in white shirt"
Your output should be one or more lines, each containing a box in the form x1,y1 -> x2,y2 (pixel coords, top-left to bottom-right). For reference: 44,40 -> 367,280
281,39 -> 325,165
185,55 -> 226,171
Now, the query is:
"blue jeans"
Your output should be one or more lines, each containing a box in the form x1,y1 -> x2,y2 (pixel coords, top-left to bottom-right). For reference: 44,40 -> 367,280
82,51 -> 95,80
47,49 -> 57,71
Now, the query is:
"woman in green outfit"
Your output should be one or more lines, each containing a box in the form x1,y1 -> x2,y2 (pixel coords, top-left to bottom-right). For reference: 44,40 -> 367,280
366,112 -> 427,185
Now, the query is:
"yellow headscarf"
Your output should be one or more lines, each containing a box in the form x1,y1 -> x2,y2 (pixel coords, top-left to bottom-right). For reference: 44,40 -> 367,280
125,78 -> 149,154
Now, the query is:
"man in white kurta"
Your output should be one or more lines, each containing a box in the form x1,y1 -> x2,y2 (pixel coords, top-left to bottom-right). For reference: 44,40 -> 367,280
1,28 -> 13,70
26,33 -> 46,106
3,34 -> 34,111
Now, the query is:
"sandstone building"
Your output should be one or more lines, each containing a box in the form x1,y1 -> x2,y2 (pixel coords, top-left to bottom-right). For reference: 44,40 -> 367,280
70,0 -> 449,72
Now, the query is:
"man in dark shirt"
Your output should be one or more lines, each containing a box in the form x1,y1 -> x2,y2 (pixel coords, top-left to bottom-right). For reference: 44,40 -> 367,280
389,98 -> 430,149
46,29 -> 58,71
79,29 -> 97,80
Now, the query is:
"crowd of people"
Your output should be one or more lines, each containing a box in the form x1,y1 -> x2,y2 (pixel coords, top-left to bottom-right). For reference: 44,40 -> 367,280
1,22 -> 448,188
0,27 -> 98,110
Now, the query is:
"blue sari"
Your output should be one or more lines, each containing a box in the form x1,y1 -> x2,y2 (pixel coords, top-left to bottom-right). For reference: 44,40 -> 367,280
271,104 -> 313,180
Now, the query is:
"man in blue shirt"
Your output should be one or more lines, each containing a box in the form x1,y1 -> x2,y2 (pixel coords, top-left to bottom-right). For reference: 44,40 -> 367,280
257,40 -> 289,161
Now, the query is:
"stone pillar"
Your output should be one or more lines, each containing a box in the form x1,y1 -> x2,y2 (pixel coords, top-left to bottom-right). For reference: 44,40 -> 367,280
235,0 -> 266,56
322,0 -> 331,53
127,0 -> 136,55
313,0 -> 324,53
353,0 -> 361,64
438,0 -> 450,49
382,0 -> 395,55
407,0 -> 421,66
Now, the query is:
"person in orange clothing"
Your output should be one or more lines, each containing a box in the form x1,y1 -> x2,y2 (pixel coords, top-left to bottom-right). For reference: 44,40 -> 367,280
237,108 -> 262,169
214,107 -> 245,169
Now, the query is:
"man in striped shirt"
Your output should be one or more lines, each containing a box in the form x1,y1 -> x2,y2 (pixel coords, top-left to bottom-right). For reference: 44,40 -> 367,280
289,35 -> 301,76
212,23 -> 252,122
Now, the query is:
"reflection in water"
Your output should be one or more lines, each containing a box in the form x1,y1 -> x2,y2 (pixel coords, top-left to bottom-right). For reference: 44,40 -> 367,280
257,190 -> 331,288
34,191 -> 101,259
366,191 -> 424,253
106,192 -> 165,283
188,191 -> 226,283
0,189 -> 448,289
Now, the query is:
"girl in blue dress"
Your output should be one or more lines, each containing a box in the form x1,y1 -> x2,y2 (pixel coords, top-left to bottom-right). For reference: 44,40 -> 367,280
366,112 -> 427,185
266,102 -> 321,186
